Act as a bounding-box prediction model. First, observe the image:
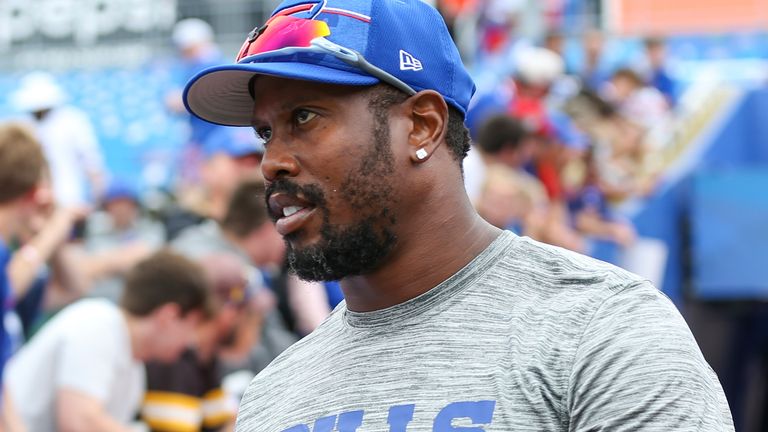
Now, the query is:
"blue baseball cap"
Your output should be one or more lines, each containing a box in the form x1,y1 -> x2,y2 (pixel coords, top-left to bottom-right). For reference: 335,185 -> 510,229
103,179 -> 140,204
202,127 -> 265,159
183,0 -> 475,127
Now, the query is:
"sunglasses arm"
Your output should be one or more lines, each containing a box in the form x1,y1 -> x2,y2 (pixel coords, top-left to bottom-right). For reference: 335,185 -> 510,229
311,38 -> 417,96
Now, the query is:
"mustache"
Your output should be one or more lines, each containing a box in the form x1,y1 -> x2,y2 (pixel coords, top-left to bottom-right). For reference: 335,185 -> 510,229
265,179 -> 327,211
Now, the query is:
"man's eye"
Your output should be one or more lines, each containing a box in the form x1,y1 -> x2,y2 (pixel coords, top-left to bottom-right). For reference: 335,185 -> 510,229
295,110 -> 317,125
255,127 -> 272,142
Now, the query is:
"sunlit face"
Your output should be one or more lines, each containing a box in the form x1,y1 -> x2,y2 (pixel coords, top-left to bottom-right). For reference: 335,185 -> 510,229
147,307 -> 203,363
204,304 -> 241,348
477,181 -> 529,229
105,198 -> 138,230
16,174 -> 54,239
245,222 -> 286,268
610,75 -> 636,102
252,77 -> 402,281
202,153 -> 262,198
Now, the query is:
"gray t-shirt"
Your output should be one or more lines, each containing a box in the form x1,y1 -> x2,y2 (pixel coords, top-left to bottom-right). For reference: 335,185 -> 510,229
236,231 -> 733,431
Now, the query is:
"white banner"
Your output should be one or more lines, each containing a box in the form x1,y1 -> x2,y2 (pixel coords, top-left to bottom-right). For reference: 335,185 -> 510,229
0,0 -> 177,51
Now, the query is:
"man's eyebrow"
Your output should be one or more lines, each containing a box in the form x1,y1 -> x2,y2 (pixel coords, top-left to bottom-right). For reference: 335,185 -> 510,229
251,94 -> 329,126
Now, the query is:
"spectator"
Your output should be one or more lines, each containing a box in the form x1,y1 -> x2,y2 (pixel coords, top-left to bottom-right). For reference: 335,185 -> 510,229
605,67 -> 670,132
465,47 -> 582,212
164,127 -> 263,241
171,180 -> 300,373
142,253 -> 261,432
643,36 -> 676,106
2,164 -> 88,340
10,72 -> 106,207
579,29 -> 610,91
567,146 -> 637,263
5,250 -> 212,432
476,163 -> 547,237
564,89 -> 650,200
166,18 -> 260,208
78,179 -> 165,302
0,122 -> 50,430
167,18 -> 226,146
475,114 -> 585,252
475,113 -> 536,169
542,30 -> 566,59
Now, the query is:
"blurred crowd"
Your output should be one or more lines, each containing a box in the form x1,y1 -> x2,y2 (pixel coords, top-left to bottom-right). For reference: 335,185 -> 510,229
458,5 -> 675,268
0,1 -> 706,431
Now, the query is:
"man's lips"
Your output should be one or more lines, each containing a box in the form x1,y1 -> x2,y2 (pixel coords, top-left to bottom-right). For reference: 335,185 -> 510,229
267,193 -> 316,236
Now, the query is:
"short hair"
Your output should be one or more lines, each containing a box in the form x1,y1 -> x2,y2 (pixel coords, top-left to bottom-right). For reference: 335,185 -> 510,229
120,249 -> 212,317
565,89 -> 616,119
612,67 -> 644,87
367,85 -> 471,164
220,180 -> 269,237
0,122 -> 47,204
476,114 -> 528,154
644,36 -> 665,49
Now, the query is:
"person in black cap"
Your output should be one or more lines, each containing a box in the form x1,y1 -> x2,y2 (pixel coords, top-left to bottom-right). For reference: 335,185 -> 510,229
183,0 -> 733,430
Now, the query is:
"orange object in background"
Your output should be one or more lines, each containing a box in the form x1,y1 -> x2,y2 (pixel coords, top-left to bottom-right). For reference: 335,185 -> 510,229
607,0 -> 768,35
438,0 -> 479,16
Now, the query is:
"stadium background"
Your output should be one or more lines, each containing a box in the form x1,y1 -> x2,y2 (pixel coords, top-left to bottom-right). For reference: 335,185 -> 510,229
1,0 -> 768,430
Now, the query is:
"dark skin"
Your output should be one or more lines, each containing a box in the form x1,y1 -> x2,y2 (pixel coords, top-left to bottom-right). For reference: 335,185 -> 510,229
252,76 -> 500,312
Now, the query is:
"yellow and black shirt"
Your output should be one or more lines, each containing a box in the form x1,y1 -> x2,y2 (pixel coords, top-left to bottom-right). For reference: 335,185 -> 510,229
142,349 -> 234,432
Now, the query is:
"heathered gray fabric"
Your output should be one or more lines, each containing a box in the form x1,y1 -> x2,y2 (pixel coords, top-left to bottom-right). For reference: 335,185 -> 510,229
236,231 -> 734,431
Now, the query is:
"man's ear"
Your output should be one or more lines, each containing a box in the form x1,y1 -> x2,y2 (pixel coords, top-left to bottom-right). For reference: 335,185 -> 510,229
406,90 -> 449,164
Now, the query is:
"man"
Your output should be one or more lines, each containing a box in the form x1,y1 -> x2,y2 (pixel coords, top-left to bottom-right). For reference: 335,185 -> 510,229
164,127 -> 263,241
5,250 -> 211,432
643,37 -> 676,106
183,0 -> 734,430
172,180 -> 300,372
0,122 -> 52,431
81,179 -> 164,302
167,18 -> 265,216
141,253 -> 259,432
11,72 -> 106,207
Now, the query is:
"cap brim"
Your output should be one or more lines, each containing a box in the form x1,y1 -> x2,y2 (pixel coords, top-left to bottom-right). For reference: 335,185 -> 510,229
183,62 -> 380,127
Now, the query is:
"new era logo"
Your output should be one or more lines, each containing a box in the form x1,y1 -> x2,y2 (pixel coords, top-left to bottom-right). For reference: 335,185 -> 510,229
399,50 -> 423,71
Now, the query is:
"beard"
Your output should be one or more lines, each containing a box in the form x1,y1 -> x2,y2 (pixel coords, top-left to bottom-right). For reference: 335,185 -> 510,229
286,214 -> 397,281
265,110 -> 399,281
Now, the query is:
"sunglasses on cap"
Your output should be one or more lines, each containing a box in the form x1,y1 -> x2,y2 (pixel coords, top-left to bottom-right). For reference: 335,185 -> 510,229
236,15 -> 417,97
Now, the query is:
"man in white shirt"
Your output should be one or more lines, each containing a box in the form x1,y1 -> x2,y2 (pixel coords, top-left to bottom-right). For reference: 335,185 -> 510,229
5,250 -> 212,432
11,72 -> 106,207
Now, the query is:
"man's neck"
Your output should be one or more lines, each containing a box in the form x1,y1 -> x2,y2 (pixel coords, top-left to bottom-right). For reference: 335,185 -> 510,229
122,311 -> 147,361
340,192 -> 501,313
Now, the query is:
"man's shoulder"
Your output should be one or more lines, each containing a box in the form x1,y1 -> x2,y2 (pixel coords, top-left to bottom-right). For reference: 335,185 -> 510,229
492,234 -> 646,296
10,299 -> 123,369
61,298 -> 121,318
48,299 -> 124,339
478,234 -> 651,337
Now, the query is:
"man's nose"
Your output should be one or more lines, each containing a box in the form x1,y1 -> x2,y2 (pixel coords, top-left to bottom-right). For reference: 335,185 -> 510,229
260,137 -> 300,182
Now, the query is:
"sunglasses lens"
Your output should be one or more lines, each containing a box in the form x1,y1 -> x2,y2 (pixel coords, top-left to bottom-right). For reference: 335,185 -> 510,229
237,16 -> 331,62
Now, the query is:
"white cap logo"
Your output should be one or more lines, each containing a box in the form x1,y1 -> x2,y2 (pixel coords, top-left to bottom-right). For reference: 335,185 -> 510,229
399,50 -> 423,71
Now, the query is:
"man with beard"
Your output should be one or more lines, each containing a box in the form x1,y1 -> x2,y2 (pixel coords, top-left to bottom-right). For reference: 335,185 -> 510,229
182,0 -> 734,430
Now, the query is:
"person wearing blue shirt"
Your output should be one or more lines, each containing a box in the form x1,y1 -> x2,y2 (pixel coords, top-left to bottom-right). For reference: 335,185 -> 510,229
0,122 -> 50,428
0,242 -> 12,376
645,37 -> 677,106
